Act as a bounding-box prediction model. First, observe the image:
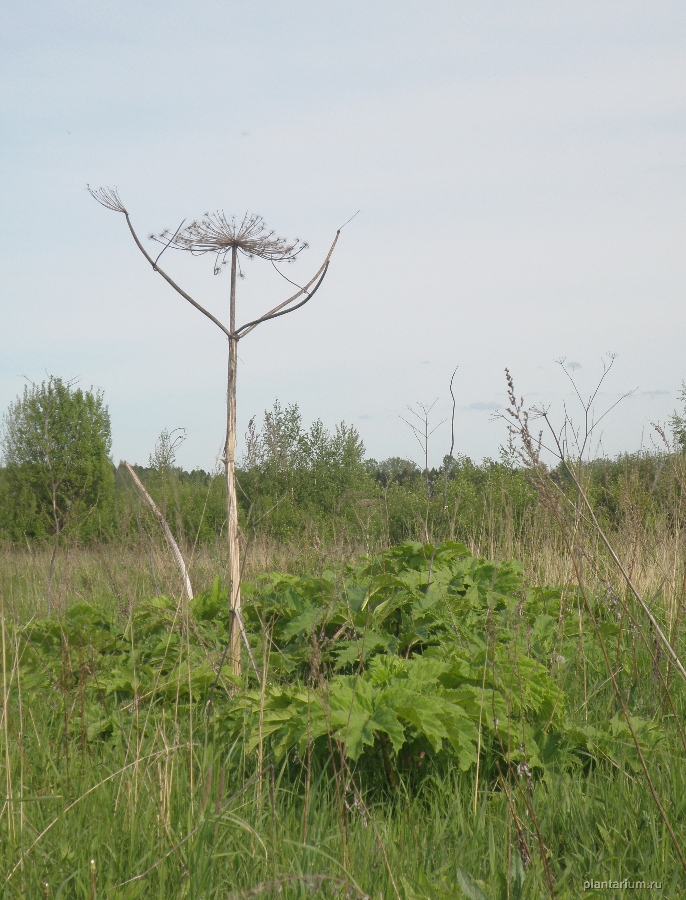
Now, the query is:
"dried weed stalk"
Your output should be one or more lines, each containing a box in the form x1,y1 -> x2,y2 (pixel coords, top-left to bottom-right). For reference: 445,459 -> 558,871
89,186 -> 348,675
501,361 -> 686,877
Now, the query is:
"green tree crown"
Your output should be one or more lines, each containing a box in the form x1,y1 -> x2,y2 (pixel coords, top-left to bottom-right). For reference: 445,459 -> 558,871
0,376 -> 114,540
240,401 -> 369,535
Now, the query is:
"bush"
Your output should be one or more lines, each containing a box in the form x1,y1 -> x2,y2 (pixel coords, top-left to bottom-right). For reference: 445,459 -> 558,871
0,376 -> 115,542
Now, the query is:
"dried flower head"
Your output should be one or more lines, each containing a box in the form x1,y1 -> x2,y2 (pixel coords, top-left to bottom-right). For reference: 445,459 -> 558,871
151,212 -> 308,272
87,185 -> 127,214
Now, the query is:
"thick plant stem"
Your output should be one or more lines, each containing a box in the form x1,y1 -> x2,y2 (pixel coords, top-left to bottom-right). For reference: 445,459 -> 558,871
225,245 -> 242,677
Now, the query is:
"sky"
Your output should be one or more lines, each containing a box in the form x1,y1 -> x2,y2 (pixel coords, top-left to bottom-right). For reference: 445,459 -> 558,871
1,2 -> 685,471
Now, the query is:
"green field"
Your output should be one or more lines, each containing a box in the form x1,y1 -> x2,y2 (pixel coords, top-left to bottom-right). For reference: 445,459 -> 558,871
3,398 -> 686,897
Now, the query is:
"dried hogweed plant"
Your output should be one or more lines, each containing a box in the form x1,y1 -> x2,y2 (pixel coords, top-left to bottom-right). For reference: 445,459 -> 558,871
88,185 -> 349,676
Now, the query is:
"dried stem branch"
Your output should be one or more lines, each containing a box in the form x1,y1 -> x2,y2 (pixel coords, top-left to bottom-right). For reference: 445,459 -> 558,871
87,188 -> 233,338
123,462 -> 193,600
236,231 -> 340,337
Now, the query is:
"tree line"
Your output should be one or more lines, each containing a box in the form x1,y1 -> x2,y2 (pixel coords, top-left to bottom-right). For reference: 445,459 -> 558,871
2,376 -> 686,550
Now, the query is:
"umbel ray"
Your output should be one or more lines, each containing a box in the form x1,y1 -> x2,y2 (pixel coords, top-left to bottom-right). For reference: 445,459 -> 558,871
88,185 -> 352,676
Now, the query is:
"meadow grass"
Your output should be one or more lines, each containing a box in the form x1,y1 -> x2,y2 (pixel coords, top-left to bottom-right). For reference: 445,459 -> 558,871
1,734 -> 683,898
1,669 -> 684,898
2,501 -> 686,898
2,507 -> 685,625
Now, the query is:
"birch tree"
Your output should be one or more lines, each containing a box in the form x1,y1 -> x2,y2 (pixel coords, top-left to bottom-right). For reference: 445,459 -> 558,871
89,187 -> 341,674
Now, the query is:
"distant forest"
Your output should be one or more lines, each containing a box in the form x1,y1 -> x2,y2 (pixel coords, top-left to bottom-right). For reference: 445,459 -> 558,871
2,398 -> 685,550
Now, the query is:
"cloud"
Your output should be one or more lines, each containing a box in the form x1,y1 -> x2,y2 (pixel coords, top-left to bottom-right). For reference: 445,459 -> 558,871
465,401 -> 500,411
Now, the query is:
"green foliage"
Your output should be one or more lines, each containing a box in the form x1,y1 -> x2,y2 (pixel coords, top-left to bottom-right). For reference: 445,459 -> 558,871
235,541 -> 664,778
369,455 -> 538,543
116,462 -> 227,545
109,427 -> 228,546
238,401 -> 371,537
0,376 -> 114,541
18,580 -> 236,724
6,389 -> 686,555
233,401 -> 542,547
10,540 -> 665,785
115,438 -> 686,560
3,541 -> 684,895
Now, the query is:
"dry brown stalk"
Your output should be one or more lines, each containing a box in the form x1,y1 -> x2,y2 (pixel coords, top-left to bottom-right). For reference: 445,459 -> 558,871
123,461 -> 194,600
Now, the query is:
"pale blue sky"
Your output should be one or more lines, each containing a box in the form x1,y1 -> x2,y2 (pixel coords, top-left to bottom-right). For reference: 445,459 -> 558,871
1,2 -> 685,469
